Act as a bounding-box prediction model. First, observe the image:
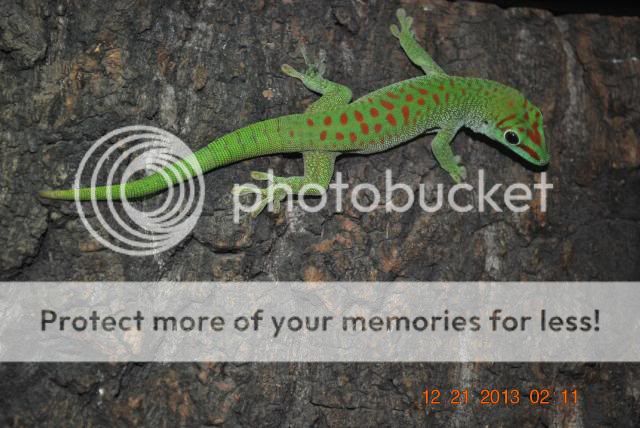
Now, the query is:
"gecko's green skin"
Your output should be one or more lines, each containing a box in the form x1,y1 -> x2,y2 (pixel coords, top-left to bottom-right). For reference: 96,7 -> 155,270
40,9 -> 549,216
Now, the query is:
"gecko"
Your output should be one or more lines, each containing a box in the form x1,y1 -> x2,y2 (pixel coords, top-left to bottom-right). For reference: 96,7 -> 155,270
40,9 -> 549,216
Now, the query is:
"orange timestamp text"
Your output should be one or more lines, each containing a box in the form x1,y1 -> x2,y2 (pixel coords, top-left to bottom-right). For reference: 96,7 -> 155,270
422,387 -> 578,409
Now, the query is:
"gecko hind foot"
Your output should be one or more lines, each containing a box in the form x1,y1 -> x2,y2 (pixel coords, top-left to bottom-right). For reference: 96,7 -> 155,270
232,171 -> 290,217
250,171 -> 272,181
390,8 -> 415,39
232,185 -> 288,217
281,45 -> 326,81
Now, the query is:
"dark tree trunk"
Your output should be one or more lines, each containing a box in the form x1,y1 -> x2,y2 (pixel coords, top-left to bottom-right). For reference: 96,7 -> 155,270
1,0 -> 639,425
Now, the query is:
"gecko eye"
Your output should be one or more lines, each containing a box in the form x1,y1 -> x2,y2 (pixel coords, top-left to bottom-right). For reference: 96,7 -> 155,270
504,130 -> 520,145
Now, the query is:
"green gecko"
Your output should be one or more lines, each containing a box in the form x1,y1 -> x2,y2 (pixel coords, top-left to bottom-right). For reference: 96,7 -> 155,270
40,9 -> 549,216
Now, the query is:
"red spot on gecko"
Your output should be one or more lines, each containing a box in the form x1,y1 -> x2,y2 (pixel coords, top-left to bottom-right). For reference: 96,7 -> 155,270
289,130 -> 294,137
336,132 -> 344,141
354,111 -> 364,122
527,122 -> 543,147
320,130 -> 327,141
445,93 -> 450,103
523,99 -> 529,108
450,79 -> 456,87
419,88 -> 429,95
535,111 -> 541,119
368,98 -> 373,103
496,114 -> 516,129
406,94 -> 414,102
386,114 -> 397,126
401,106 -> 410,124
380,100 -> 395,110
417,98 -> 425,105
432,94 -> 440,105
521,144 -> 540,160
507,100 -> 515,108
370,107 -> 379,117
438,84 -> 445,91
307,118 -> 314,126
324,116 -> 332,125
349,132 -> 357,142
523,112 -> 529,121
360,123 -> 369,135
340,113 -> 348,125
461,88 -> 466,96
387,92 -> 399,99
374,123 -> 382,133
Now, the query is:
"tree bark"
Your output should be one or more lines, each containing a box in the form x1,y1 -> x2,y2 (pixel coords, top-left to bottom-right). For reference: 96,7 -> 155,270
0,0 -> 638,425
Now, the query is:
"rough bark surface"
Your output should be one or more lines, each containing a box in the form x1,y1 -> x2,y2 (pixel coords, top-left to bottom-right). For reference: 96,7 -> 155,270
0,0 -> 639,425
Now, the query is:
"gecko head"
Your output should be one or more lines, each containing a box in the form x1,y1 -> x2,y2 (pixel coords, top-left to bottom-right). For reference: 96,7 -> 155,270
479,88 -> 549,167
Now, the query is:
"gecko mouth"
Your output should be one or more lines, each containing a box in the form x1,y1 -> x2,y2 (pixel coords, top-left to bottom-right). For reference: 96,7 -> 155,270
528,149 -> 550,166
538,151 -> 550,165
516,141 -> 549,166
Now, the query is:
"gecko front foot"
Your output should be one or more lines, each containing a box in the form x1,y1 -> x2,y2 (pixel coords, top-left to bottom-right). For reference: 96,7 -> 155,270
449,166 -> 467,184
447,157 -> 467,184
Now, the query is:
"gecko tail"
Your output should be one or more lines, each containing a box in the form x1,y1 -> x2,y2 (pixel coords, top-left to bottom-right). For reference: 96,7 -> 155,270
38,189 -> 78,200
39,155 -> 201,201
39,118 -> 290,202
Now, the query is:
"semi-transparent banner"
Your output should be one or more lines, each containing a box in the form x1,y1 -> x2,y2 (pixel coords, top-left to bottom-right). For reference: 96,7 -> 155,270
0,282 -> 636,362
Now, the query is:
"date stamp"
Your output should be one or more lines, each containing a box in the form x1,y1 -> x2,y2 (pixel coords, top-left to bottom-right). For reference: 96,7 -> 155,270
422,387 -> 578,411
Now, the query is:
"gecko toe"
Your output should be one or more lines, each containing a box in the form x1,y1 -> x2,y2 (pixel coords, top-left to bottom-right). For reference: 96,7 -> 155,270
250,171 -> 273,181
231,184 -> 260,196
458,166 -> 467,181
250,198 -> 270,218
281,64 -> 302,78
